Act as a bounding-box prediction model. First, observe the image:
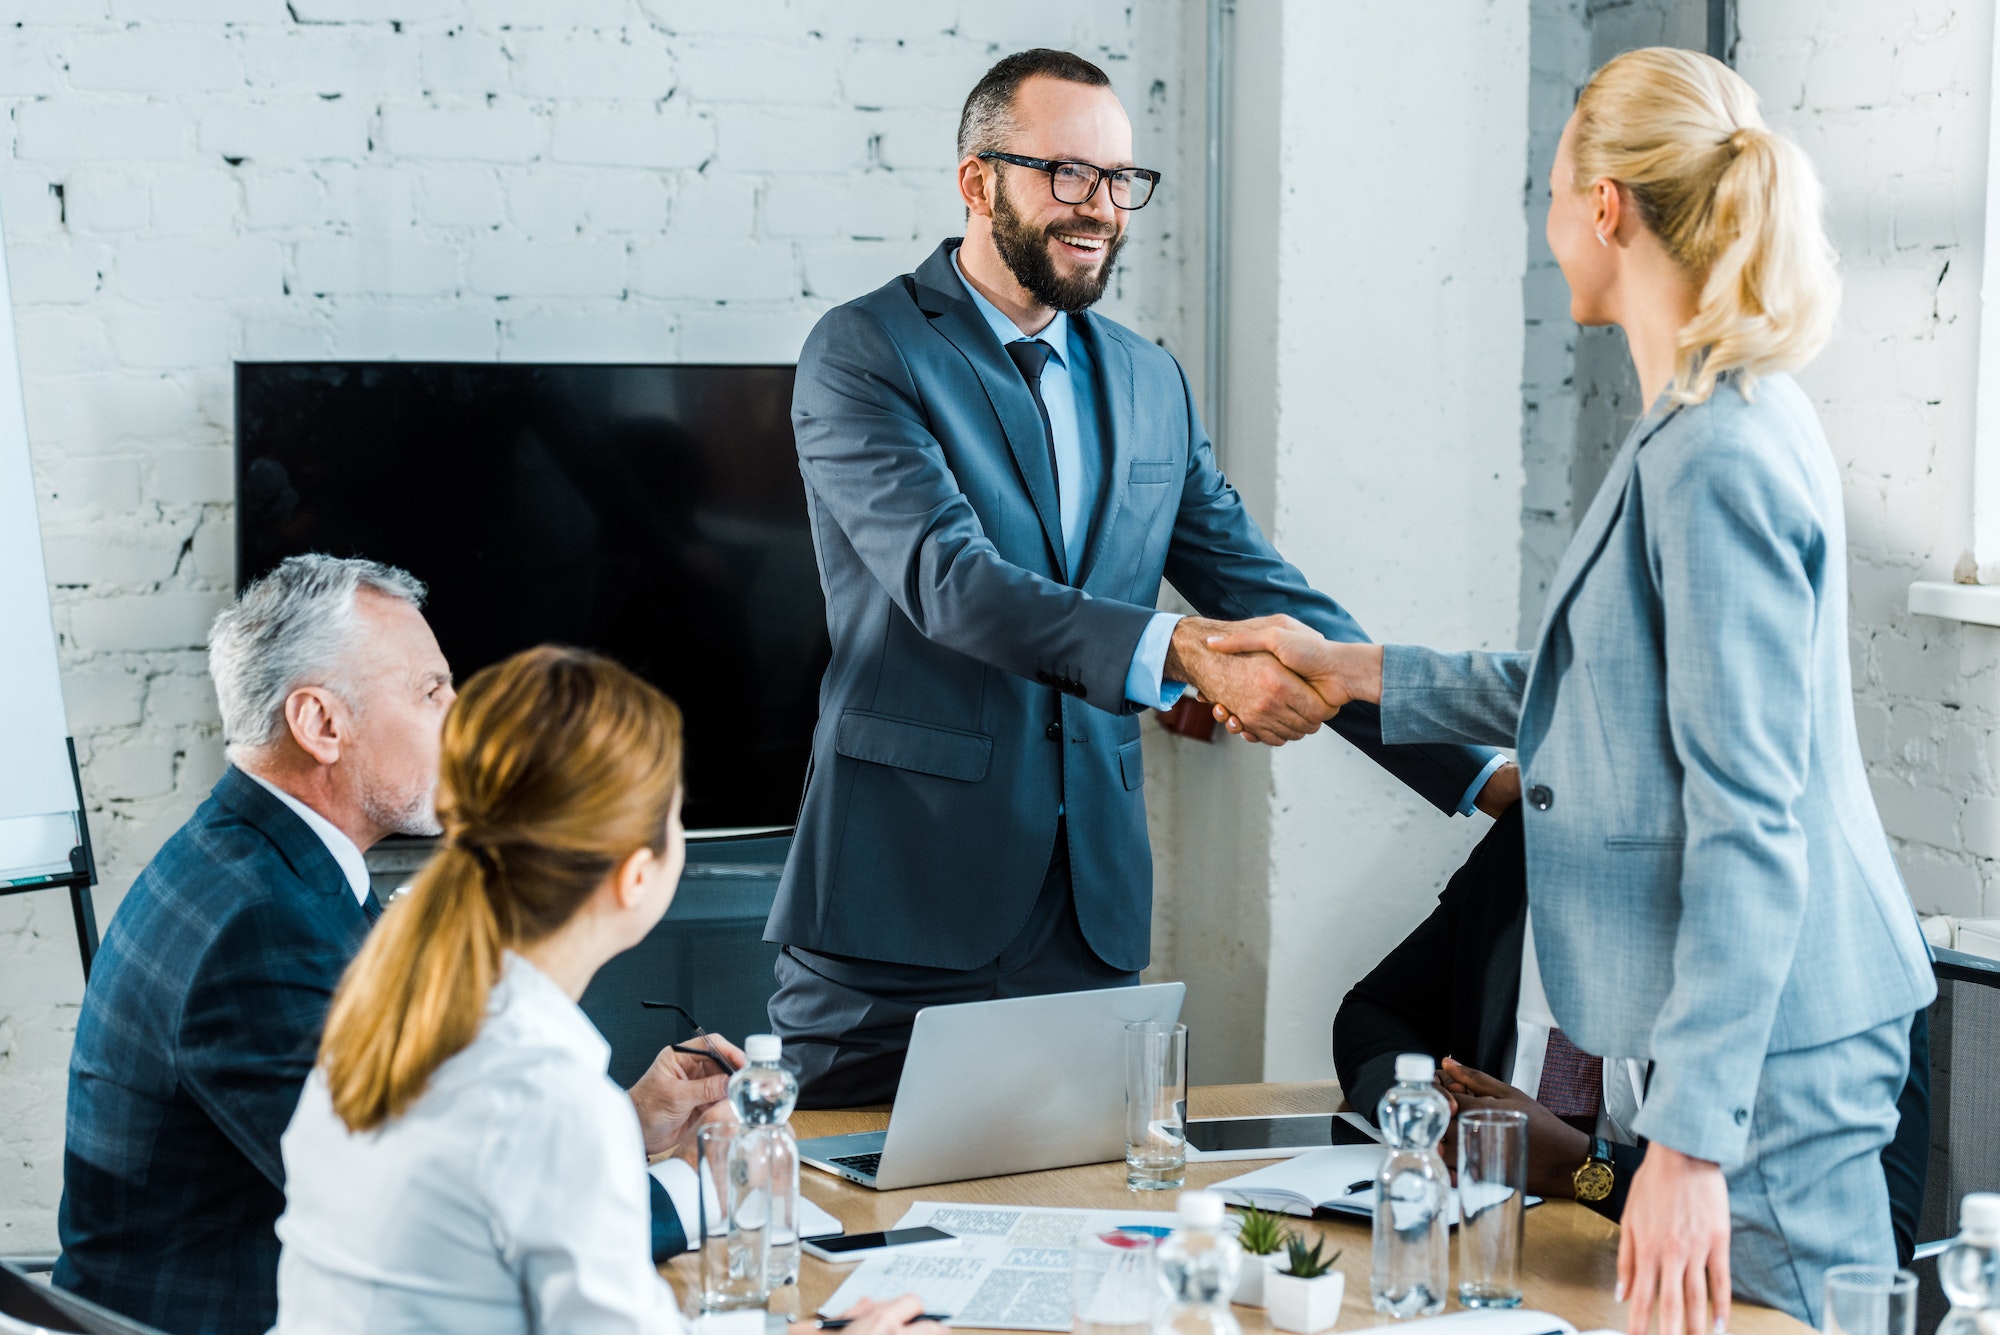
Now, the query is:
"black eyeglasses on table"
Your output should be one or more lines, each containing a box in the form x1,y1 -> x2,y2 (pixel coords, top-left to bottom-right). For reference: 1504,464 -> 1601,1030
639,999 -> 739,1074
976,151 -> 1162,210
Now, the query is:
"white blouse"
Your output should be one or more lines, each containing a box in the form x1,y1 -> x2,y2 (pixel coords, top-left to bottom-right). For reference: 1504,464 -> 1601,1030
274,953 -> 698,1334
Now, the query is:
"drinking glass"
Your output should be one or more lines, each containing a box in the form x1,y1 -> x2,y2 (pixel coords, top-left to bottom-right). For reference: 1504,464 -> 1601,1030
1071,1228 -> 1161,1335
1455,1109 -> 1528,1308
1822,1266 -> 1917,1335
1124,1021 -> 1187,1191
698,1121 -> 773,1312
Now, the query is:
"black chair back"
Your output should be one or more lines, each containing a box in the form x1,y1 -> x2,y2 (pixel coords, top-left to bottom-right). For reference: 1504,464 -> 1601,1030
578,833 -> 788,1088
1916,945 -> 2000,1331
0,1261 -> 165,1335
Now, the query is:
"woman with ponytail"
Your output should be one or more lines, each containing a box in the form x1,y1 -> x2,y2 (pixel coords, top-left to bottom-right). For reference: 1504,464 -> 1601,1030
270,646 -> 938,1335
1205,47 -> 1933,1334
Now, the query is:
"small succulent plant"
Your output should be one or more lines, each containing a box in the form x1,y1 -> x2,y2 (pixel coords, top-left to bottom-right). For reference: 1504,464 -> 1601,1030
1235,1205 -> 1293,1257
1282,1233 -> 1342,1280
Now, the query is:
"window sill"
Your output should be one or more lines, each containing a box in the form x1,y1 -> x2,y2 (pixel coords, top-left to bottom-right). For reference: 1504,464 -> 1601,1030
1908,580 -> 2000,627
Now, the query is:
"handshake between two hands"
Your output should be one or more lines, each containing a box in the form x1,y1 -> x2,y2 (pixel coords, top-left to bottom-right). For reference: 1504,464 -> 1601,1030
1163,614 -> 1384,745
1165,615 -> 1521,819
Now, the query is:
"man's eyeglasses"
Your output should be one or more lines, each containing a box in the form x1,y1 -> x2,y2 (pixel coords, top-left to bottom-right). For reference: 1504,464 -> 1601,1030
977,151 -> 1162,211
639,999 -> 738,1074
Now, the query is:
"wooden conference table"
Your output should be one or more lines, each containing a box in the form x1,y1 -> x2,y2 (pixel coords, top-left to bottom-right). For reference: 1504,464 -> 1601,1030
663,1081 -> 1813,1335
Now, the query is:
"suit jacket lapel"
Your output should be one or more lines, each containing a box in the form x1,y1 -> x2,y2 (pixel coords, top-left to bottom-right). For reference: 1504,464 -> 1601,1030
1534,405 -> 1683,646
1074,312 -> 1136,592
209,766 -> 367,928
911,242 -> 1068,581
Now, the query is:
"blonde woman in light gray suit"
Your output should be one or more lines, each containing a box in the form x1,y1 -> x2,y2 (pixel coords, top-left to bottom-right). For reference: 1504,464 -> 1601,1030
1207,48 -> 1934,1335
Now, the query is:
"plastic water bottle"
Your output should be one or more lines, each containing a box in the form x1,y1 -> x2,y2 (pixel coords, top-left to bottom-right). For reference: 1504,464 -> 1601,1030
1938,1193 -> 2000,1335
1152,1191 -> 1243,1335
727,1034 -> 801,1287
1372,1053 -> 1450,1318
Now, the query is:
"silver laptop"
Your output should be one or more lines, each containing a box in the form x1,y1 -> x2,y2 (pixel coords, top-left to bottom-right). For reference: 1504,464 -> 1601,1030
798,982 -> 1186,1190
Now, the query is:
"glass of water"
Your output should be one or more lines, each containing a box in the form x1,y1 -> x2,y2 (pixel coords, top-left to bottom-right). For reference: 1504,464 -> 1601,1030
1072,1228 -> 1160,1335
1823,1266 -> 1917,1335
697,1120 -> 771,1312
1455,1108 -> 1528,1308
1124,1021 -> 1187,1191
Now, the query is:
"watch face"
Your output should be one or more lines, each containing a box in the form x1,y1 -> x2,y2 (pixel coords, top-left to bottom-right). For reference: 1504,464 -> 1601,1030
1574,1159 -> 1615,1203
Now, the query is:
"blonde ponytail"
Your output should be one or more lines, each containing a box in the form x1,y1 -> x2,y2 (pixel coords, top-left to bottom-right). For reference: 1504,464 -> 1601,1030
1572,47 -> 1839,403
320,646 -> 684,1133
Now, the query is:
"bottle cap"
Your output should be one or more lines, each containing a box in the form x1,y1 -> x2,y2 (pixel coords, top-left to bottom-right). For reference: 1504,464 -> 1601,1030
1177,1191 -> 1224,1229
1963,1192 -> 2000,1237
745,1034 -> 781,1064
1395,1053 -> 1436,1084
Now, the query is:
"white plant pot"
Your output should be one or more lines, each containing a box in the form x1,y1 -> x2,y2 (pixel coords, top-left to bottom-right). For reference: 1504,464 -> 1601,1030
1266,1268 -> 1345,1334
1231,1253 -> 1286,1308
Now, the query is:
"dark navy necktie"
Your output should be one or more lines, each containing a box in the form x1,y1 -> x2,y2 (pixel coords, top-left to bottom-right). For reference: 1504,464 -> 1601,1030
362,887 -> 385,924
1005,338 -> 1062,508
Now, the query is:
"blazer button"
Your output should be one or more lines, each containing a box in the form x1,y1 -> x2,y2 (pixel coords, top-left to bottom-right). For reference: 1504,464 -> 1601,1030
1528,784 -> 1553,811
1733,1108 -> 1749,1126
1046,721 -> 1062,741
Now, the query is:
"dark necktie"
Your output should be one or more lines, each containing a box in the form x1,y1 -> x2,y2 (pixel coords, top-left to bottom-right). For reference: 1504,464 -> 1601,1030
361,887 -> 385,924
1004,338 -> 1063,511
1537,1026 -> 1602,1133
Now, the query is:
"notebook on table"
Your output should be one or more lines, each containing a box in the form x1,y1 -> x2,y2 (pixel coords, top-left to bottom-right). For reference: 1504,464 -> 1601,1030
1211,1144 -> 1542,1221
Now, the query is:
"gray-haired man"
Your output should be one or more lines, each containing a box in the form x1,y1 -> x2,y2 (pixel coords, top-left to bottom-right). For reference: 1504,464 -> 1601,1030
55,556 -> 726,1335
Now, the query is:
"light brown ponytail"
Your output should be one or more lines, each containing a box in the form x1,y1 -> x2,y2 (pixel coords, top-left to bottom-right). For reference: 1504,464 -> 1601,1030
321,646 -> 683,1132
1572,47 -> 1839,403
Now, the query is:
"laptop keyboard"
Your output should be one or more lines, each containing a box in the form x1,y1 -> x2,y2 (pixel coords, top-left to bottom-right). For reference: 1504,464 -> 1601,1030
830,1152 -> 882,1178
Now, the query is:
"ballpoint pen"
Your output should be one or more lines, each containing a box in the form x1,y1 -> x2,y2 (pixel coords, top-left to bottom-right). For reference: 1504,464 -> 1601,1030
811,1316 -> 953,1329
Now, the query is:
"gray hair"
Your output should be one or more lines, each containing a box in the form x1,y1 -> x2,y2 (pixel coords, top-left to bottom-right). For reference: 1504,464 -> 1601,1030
209,554 -> 427,761
956,48 -> 1112,160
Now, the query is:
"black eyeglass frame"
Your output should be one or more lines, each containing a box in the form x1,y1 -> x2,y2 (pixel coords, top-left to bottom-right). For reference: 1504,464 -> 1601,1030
976,151 -> 1163,211
638,998 -> 739,1074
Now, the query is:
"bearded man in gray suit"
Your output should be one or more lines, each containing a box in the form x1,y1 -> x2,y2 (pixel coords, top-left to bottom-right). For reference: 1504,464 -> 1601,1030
767,48 -> 1520,1106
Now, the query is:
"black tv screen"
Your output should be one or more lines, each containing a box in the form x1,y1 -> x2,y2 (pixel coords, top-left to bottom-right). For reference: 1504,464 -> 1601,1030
235,362 -> 824,832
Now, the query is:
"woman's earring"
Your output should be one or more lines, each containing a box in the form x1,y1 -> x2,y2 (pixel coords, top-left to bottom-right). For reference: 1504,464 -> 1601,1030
1596,231 -> 1608,247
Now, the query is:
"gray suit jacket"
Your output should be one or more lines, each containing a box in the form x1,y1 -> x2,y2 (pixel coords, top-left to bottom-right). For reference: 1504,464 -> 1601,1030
771,239 -> 1495,973
1380,373 -> 1935,1166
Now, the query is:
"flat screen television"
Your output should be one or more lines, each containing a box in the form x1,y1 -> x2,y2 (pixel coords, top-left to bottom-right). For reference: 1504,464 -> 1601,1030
234,362 -> 824,832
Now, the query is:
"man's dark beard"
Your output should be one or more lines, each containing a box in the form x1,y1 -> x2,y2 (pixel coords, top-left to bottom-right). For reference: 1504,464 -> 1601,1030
990,177 -> 1125,314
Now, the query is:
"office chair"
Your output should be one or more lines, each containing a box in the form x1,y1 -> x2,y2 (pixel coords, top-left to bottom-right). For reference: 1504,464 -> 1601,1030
578,832 -> 789,1088
1914,945 -> 2000,1331
0,1260 -> 164,1335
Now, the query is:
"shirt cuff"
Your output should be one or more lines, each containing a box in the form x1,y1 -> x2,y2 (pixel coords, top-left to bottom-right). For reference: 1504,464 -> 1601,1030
1125,611 -> 1188,710
1456,753 -> 1510,816
649,1156 -> 700,1237
693,1313 -> 769,1335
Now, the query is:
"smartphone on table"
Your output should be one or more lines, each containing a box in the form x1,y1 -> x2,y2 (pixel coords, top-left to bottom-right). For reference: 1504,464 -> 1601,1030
800,1226 -> 958,1264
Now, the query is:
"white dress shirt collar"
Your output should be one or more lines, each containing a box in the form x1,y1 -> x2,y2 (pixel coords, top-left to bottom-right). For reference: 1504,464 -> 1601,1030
242,769 -> 372,906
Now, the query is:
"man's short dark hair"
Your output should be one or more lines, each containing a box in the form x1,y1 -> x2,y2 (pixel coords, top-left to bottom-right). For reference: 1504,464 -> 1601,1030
957,48 -> 1112,160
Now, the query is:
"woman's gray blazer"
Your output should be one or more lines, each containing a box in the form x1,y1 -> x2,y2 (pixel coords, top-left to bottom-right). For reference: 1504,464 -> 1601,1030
1380,372 -> 1934,1167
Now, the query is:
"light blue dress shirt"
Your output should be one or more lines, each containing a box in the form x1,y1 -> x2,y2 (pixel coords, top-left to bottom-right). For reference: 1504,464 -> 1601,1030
951,253 -> 1498,814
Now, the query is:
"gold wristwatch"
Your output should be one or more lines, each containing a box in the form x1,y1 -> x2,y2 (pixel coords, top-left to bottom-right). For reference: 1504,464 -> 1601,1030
1573,1138 -> 1616,1203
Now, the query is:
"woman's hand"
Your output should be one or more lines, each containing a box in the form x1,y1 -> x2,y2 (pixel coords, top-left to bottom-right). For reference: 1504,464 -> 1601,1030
1618,1144 -> 1730,1335
628,1035 -> 746,1158
1199,617 -> 1384,734
792,1294 -> 947,1335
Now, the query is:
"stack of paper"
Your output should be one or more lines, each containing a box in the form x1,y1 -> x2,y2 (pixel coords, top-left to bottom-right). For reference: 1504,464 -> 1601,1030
817,1200 -> 1177,1332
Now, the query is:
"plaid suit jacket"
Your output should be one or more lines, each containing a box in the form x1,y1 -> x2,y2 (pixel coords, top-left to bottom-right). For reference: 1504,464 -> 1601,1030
53,767 -> 371,1335
52,767 -> 690,1335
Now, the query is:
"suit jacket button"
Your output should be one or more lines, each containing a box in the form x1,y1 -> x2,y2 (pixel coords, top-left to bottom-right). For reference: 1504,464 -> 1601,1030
1046,721 -> 1062,741
1733,1108 -> 1748,1125
1529,784 -> 1553,811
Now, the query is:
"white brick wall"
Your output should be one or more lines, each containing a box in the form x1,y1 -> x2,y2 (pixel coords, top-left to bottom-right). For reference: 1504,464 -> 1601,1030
1737,0 -> 2000,923
0,0 -> 1190,1254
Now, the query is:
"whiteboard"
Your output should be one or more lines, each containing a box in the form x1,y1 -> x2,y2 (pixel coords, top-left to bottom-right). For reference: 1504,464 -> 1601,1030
0,195 -> 82,882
